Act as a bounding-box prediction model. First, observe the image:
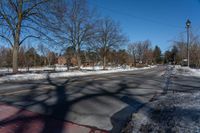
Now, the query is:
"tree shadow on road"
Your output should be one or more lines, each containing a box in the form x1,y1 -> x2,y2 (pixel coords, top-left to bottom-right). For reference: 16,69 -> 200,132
0,76 -> 145,133
0,69 -> 169,133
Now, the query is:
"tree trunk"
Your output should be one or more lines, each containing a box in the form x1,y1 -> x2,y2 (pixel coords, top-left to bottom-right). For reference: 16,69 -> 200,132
12,45 -> 19,73
77,46 -> 81,70
103,47 -> 107,70
12,0 -> 22,73
103,55 -> 106,70
67,57 -> 70,71
133,55 -> 136,67
77,53 -> 81,70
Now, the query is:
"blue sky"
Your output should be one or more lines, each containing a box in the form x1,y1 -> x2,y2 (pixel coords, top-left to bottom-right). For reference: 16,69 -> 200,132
88,0 -> 200,52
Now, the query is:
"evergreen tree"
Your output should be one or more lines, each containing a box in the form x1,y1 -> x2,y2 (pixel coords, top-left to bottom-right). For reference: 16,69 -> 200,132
153,45 -> 162,64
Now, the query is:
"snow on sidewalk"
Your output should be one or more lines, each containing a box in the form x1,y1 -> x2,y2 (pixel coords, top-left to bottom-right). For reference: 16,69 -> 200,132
0,66 -> 156,83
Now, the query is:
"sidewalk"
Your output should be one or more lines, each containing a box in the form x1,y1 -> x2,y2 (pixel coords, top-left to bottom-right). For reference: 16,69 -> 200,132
0,103 -> 107,133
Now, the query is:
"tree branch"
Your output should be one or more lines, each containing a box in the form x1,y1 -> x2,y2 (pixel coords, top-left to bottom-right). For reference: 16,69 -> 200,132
8,0 -> 18,13
0,35 -> 13,46
19,35 -> 40,45
0,10 -> 15,38
23,0 -> 49,18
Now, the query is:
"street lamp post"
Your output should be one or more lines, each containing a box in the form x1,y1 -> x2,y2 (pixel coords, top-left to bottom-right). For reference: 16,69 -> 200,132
186,19 -> 191,67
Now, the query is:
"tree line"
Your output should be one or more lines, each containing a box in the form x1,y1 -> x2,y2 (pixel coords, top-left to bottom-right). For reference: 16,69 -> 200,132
164,32 -> 200,68
0,0 -> 126,72
0,45 -> 57,68
0,42 -> 163,69
0,0 -> 163,72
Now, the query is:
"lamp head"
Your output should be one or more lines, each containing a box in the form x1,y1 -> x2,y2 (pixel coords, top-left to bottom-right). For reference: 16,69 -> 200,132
186,19 -> 191,27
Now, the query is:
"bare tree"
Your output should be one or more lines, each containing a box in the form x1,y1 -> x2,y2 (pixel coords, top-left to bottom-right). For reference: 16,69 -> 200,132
95,17 -> 127,69
49,0 -> 96,70
128,43 -> 137,66
134,40 -> 152,64
64,46 -> 76,71
172,32 -> 200,67
47,51 -> 56,66
142,40 -> 153,64
0,0 -> 51,73
0,46 -> 12,68
128,40 -> 154,66
37,43 -> 50,66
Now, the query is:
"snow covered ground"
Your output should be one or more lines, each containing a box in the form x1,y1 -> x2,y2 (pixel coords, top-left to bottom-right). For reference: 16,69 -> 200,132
122,66 -> 200,133
0,66 -> 70,73
175,65 -> 200,77
0,65 -> 156,83
126,92 -> 200,133
0,65 -> 151,73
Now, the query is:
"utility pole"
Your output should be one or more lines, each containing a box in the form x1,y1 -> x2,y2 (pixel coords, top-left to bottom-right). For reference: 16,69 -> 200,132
186,19 -> 191,67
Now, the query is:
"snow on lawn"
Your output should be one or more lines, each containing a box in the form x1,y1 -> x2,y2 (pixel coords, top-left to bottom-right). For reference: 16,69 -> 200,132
175,65 -> 200,77
123,92 -> 200,133
0,66 -> 69,73
0,65 -> 144,73
0,66 -> 156,83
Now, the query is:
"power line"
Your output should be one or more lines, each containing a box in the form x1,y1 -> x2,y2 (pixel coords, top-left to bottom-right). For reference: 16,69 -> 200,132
89,1 -> 184,29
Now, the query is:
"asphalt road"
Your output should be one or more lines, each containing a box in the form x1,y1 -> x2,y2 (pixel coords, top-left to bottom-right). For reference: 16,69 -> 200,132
0,66 -> 166,133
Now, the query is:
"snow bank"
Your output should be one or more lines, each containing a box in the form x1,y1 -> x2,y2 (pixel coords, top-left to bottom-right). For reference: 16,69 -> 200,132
0,66 -> 156,83
0,66 -> 72,73
124,92 -> 200,133
175,66 -> 200,77
0,65 -> 145,73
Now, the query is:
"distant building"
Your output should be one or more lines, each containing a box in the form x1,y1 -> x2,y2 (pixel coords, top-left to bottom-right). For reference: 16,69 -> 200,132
71,56 -> 77,66
57,56 -> 66,65
57,56 -> 78,66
